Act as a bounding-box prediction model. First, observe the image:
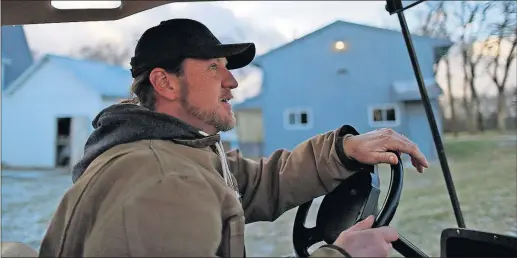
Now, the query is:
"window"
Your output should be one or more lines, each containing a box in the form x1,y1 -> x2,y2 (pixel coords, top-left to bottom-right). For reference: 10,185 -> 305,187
369,104 -> 400,127
434,46 -> 449,64
433,45 -> 449,71
284,108 -> 313,130
433,45 -> 450,73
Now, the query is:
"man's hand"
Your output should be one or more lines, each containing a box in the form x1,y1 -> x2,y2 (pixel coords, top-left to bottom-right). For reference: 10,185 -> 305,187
332,215 -> 398,257
343,128 -> 429,172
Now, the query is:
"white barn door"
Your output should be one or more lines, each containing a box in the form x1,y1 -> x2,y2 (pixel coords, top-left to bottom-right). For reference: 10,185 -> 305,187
69,116 -> 91,172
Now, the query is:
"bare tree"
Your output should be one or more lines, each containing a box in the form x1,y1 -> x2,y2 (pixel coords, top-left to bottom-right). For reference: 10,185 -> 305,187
70,31 -> 141,67
484,1 -> 517,132
74,41 -> 132,67
456,1 -> 494,133
417,1 -> 446,38
415,1 -> 459,136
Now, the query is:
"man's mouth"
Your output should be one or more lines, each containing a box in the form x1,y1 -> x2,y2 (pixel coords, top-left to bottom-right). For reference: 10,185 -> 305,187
220,97 -> 232,103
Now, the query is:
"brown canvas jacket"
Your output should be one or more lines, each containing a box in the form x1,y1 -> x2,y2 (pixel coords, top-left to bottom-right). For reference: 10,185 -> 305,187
38,104 -> 371,257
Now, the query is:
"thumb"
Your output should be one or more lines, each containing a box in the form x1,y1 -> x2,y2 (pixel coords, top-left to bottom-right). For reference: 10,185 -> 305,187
374,152 -> 398,165
346,215 -> 375,232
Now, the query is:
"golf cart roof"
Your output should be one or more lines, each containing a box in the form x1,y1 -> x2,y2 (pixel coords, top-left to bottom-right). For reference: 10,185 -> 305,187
1,0 -> 194,26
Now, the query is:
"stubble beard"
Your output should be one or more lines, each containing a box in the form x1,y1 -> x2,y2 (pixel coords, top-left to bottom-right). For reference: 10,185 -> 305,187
179,80 -> 236,132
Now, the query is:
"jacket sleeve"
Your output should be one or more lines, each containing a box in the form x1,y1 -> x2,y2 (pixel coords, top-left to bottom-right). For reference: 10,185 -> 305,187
226,125 -> 374,224
281,245 -> 352,258
311,245 -> 352,257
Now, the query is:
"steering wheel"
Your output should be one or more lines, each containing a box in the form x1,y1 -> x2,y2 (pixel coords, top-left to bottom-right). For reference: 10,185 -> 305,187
293,152 -> 404,257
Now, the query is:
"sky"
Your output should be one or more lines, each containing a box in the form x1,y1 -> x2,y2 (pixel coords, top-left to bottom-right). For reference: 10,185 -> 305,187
20,1 -> 515,101
23,1 -> 412,101
25,1 -> 407,57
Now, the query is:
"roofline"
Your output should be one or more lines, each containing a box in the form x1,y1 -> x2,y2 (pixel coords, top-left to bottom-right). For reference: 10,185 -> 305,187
249,60 -> 261,68
4,54 -> 52,96
1,25 -> 35,62
255,19 -> 454,62
18,25 -> 35,62
254,20 -> 340,62
5,53 -> 133,98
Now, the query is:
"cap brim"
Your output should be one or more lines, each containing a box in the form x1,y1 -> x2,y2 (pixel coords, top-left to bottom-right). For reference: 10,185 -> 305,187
189,43 -> 256,70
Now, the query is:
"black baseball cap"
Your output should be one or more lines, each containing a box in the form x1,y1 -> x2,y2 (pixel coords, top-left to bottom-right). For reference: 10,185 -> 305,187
129,18 -> 256,78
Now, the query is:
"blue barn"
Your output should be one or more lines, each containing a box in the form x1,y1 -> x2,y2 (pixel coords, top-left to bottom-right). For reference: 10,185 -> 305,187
1,53 -> 240,169
233,20 -> 452,163
1,25 -> 34,90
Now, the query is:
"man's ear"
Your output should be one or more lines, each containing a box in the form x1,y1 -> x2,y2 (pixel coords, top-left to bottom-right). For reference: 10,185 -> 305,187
149,68 -> 180,101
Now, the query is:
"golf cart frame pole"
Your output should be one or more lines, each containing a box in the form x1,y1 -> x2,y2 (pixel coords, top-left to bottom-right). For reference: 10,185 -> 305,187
385,0 -> 466,228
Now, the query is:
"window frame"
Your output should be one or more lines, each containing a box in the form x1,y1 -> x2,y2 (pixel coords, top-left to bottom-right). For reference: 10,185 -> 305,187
368,103 -> 401,127
283,107 -> 313,130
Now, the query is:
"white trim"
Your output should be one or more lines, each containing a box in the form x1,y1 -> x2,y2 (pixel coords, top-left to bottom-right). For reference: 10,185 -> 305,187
283,107 -> 314,130
368,103 -> 401,128
4,55 -> 49,96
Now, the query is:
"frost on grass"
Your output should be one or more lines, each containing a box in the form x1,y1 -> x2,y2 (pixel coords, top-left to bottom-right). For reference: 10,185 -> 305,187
1,170 -> 72,249
1,136 -> 515,256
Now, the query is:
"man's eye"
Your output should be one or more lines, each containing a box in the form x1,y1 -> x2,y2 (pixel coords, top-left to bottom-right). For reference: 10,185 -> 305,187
209,63 -> 218,69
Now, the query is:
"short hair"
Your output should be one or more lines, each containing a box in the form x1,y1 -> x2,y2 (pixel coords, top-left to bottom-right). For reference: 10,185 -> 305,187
123,60 -> 185,111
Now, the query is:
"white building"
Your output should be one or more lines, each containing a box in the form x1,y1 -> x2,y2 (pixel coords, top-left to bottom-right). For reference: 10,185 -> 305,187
2,54 -> 133,169
2,54 -> 240,170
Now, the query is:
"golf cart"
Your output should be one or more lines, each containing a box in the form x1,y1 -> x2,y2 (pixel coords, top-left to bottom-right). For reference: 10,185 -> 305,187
1,0 -> 516,257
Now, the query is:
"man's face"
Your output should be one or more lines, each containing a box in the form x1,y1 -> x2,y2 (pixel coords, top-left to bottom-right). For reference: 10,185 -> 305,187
176,57 -> 238,132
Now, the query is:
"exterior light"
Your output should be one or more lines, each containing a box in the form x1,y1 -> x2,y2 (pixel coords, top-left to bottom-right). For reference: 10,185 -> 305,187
334,41 -> 347,51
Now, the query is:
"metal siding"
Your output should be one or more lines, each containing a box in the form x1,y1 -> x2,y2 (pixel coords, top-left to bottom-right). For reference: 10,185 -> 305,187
404,100 -> 441,161
239,21 -> 443,161
1,61 -> 104,168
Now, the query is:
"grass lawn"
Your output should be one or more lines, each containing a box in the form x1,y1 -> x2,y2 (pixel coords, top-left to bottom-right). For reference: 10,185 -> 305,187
2,133 -> 514,256
244,134 -> 517,257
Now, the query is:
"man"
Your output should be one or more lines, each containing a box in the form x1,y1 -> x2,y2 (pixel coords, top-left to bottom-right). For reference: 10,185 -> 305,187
39,18 -> 428,258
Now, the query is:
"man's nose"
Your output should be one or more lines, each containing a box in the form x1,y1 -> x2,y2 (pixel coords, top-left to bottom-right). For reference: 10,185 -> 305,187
221,68 -> 238,89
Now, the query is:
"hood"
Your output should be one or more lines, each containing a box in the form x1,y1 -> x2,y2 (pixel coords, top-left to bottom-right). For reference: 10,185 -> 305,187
71,103 -> 222,183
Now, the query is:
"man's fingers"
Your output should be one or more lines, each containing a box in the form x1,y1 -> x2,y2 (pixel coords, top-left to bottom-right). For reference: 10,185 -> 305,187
395,132 -> 414,147
349,128 -> 430,171
411,157 -> 424,173
387,140 -> 428,168
381,129 -> 429,169
373,152 -> 399,165
347,215 -> 375,232
383,242 -> 394,256
377,226 -> 399,242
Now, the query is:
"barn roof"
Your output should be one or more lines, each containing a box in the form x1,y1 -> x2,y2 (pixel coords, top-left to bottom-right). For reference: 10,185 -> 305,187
253,20 -> 453,64
5,54 -> 132,98
391,77 -> 443,101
